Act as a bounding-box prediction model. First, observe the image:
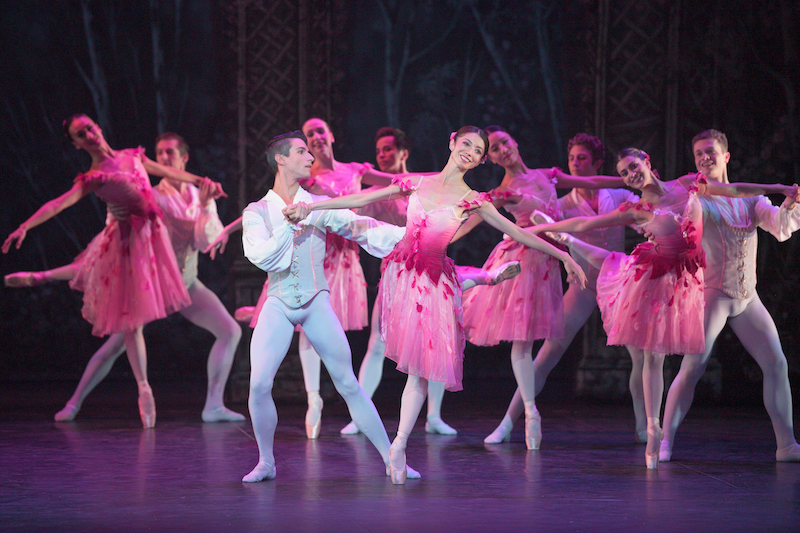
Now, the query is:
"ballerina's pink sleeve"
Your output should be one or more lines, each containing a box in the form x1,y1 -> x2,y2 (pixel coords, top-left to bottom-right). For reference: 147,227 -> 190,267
391,175 -> 419,193
455,191 -> 493,212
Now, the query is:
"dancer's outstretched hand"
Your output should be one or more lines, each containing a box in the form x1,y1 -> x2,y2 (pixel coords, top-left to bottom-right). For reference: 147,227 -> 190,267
563,256 -> 587,290
2,226 -> 27,254
204,231 -> 229,260
198,177 -> 218,207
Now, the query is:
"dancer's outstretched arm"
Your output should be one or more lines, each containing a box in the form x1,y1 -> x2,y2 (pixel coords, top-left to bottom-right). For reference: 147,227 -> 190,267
205,216 -> 243,259
693,175 -> 798,200
283,183 -> 408,222
531,206 -> 640,236
2,180 -> 96,253
470,199 -> 588,289
552,168 -> 625,189
142,157 -> 226,199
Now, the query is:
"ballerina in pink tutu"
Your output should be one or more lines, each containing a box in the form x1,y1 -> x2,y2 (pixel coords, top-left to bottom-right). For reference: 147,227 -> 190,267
455,126 -> 626,450
2,114 -> 225,428
284,126 -> 587,484
528,147 -> 797,468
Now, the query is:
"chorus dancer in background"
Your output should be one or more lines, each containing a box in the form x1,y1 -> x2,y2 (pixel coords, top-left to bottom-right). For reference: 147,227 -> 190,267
240,130 -> 421,482
2,114 -> 225,428
284,126 -> 587,484
454,127 -> 627,450
660,129 -> 800,463
528,147 -> 797,468
6,132 -> 244,423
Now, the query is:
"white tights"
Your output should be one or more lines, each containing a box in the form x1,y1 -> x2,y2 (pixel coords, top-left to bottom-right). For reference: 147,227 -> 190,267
248,293 -> 391,471
662,289 -> 797,450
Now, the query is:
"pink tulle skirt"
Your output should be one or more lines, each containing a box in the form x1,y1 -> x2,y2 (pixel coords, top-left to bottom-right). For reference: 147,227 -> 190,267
324,235 -> 368,331
379,257 -> 464,392
596,251 -> 705,355
70,215 -> 190,337
462,238 -> 564,345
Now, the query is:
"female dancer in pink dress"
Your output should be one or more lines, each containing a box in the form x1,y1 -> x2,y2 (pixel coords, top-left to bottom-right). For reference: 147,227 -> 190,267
2,114 -> 224,428
284,126 -> 587,484
456,126 -> 624,450
529,147 -> 797,468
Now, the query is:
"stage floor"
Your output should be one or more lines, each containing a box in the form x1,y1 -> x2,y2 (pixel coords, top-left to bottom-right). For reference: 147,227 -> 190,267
1,380 -> 798,532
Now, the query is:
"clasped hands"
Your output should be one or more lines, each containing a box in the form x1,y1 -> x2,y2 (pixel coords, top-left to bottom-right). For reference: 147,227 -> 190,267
282,202 -> 311,224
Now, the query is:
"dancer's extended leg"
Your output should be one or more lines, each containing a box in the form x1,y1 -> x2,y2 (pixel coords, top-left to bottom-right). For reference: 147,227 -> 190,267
124,327 -> 155,429
4,262 -> 79,287
643,350 -> 665,468
627,346 -> 647,443
390,375 -> 429,484
510,340 -> 541,449
179,279 -> 244,422
55,334 -> 126,421
425,380 -> 457,435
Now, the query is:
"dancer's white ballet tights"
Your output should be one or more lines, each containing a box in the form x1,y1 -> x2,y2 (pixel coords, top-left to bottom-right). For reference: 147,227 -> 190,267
202,406 -> 246,423
242,461 -> 277,483
484,417 -> 513,444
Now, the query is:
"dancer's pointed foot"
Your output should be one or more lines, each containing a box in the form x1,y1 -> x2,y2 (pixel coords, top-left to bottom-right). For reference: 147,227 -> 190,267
138,388 -> 156,429
202,406 -> 246,423
531,210 -> 573,245
305,394 -> 323,439
385,463 -> 421,479
54,403 -> 80,422
233,306 -> 255,324
524,406 -> 542,450
776,443 -> 800,462
388,442 -> 407,485
645,419 -> 663,469
425,415 -> 457,435
484,422 -> 512,444
479,261 -> 521,286
242,462 -> 276,482
339,421 -> 360,435
659,439 -> 672,462
4,271 -> 48,288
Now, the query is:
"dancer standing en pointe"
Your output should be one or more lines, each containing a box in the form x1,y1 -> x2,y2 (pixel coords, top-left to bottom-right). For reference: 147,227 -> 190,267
528,147 -> 797,468
660,129 -> 800,463
6,132 -> 244,424
284,126 -> 587,483
454,127 -> 627,450
2,115 -> 225,428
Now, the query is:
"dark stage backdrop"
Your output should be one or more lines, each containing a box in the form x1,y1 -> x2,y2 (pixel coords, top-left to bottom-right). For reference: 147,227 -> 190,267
1,1 -> 798,407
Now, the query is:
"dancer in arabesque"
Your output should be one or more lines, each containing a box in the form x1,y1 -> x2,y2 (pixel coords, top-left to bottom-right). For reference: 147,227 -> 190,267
5,132 -> 244,423
2,114 -> 225,428
284,126 -> 587,483
660,129 -> 800,463
528,147 -> 796,468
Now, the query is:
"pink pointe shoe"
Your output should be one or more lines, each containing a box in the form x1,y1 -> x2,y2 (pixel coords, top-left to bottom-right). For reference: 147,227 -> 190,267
389,442 -> 407,485
4,271 -> 48,288
524,406 -> 542,450
645,419 -> 663,469
479,261 -> 521,286
138,388 -> 156,429
305,394 -> 323,439
233,306 -> 255,324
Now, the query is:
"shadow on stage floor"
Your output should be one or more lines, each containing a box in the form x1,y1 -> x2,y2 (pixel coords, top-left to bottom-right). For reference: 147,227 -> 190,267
0,379 -> 798,532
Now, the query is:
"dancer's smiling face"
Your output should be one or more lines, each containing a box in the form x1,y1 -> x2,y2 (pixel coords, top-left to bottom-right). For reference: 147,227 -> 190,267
693,138 -> 729,182
616,155 -> 653,190
68,116 -> 105,151
450,132 -> 486,170
302,118 -> 334,159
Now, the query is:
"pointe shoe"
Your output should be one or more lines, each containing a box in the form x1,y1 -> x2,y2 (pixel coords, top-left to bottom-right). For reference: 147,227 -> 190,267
54,403 -> 80,422
645,424 -> 663,469
233,306 -> 255,324
339,421 -> 360,435
776,443 -> 800,462
425,416 -> 457,435
484,424 -> 512,444
202,406 -> 246,423
138,389 -> 156,429
389,442 -> 407,485
305,395 -> 323,439
242,462 -> 276,483
4,271 -> 48,288
480,261 -> 522,286
524,407 -> 542,450
385,463 -> 421,479
531,210 -> 573,245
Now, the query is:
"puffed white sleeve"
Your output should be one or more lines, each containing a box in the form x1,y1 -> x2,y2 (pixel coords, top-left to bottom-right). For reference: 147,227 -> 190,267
242,203 -> 297,272
319,208 -> 405,258
754,196 -> 800,242
193,197 -> 225,252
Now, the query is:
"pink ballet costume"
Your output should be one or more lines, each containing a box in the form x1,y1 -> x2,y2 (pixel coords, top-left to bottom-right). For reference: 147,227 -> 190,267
596,179 -> 706,355
69,148 -> 190,336
299,162 -> 372,330
462,170 -> 565,345
378,177 -> 484,392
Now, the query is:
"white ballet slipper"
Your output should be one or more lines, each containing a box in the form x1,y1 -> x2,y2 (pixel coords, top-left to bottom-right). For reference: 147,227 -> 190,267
242,462 -> 276,482
339,421 -> 360,435
202,406 -> 246,423
776,443 -> 800,462
531,209 -> 573,245
484,423 -> 512,444
425,415 -> 457,435
54,403 -> 80,422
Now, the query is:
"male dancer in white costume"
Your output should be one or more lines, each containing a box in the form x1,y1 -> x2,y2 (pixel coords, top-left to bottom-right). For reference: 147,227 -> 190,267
660,129 -> 800,462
